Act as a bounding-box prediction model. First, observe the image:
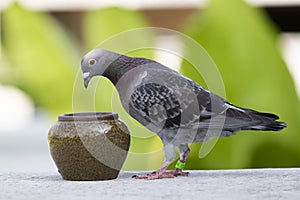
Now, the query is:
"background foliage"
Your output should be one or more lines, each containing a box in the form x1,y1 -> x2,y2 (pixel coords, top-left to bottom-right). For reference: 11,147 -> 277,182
1,0 -> 299,169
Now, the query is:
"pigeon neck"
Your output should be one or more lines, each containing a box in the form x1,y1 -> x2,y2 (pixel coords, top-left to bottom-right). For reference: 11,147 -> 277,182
103,56 -> 150,85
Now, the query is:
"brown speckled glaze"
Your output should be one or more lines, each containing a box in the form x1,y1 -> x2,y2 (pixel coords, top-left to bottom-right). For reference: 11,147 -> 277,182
48,112 -> 130,181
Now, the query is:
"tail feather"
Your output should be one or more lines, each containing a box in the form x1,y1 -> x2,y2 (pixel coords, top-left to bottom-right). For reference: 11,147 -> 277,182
247,112 -> 287,131
225,105 -> 287,132
248,121 -> 287,131
254,111 -> 279,120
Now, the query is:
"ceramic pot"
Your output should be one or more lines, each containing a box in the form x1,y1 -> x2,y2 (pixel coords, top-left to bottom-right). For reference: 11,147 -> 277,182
48,112 -> 130,181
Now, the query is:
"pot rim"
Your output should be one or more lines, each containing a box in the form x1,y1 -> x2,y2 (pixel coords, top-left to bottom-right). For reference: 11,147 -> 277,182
58,112 -> 118,121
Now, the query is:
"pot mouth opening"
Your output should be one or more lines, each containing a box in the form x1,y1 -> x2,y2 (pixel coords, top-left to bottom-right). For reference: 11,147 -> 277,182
58,112 -> 118,121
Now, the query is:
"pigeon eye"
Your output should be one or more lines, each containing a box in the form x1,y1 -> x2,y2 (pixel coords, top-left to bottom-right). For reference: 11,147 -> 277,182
89,59 -> 96,66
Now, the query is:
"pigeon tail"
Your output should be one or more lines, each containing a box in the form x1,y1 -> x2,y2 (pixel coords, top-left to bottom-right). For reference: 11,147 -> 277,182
247,112 -> 287,131
223,104 -> 287,132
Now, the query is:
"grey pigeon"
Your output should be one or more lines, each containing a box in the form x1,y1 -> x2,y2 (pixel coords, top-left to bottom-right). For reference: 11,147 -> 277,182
81,48 -> 287,180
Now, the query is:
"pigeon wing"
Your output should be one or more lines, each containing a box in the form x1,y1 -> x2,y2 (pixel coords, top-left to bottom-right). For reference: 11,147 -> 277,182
128,69 -> 228,131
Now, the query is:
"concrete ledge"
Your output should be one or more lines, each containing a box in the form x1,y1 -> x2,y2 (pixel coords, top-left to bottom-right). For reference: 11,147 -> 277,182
1,168 -> 300,200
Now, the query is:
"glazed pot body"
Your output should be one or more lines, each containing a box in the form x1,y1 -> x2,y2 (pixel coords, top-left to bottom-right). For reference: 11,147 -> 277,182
48,112 -> 130,181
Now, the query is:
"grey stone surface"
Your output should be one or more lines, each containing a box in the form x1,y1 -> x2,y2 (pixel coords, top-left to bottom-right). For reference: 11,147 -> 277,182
1,169 -> 300,200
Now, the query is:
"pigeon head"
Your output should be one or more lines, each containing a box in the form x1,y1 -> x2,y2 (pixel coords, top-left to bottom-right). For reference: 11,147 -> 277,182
81,48 -> 121,88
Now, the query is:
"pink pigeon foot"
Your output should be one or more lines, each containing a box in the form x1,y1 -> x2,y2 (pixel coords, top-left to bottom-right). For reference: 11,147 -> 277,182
132,166 -> 174,180
132,171 -> 174,180
132,167 -> 189,180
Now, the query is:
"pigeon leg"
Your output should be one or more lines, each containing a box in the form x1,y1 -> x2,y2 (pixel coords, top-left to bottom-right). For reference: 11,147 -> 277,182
133,144 -> 176,180
168,144 -> 190,176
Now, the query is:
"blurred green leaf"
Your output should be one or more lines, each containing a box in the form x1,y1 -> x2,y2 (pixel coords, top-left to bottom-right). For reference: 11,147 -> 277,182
83,7 -> 155,54
0,53 -> 15,83
181,0 -> 300,168
2,4 -> 81,116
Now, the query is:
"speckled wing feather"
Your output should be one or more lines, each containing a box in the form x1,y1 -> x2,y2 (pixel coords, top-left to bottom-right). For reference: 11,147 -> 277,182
128,67 -> 228,131
129,82 -> 182,129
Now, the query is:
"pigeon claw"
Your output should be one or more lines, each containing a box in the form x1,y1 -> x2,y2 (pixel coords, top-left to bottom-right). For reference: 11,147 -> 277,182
172,170 -> 189,177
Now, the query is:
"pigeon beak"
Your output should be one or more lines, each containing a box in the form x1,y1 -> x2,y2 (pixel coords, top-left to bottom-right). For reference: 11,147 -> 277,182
83,72 -> 91,88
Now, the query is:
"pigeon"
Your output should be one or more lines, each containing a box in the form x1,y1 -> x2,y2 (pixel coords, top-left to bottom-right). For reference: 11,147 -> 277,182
81,48 -> 287,180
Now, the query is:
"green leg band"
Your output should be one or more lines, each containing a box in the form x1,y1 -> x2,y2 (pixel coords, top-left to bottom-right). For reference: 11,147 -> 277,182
175,160 -> 186,170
